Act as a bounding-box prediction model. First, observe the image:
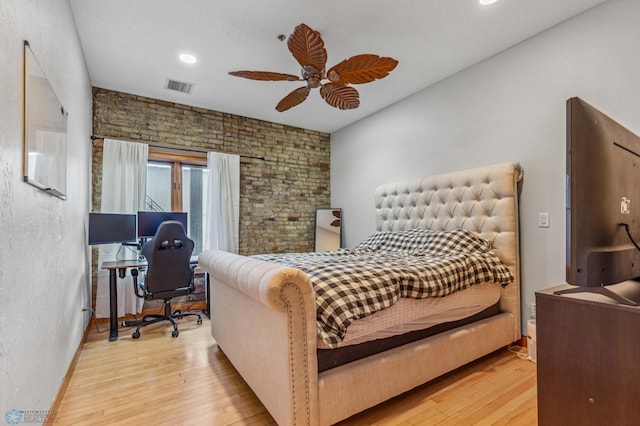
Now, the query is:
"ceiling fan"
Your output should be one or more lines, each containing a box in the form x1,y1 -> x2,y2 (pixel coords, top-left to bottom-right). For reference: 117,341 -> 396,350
229,23 -> 398,112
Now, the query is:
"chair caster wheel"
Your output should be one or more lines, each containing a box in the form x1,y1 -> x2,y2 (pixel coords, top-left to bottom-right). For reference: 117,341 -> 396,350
197,318 -> 203,325
172,330 -> 179,338
132,331 -> 140,339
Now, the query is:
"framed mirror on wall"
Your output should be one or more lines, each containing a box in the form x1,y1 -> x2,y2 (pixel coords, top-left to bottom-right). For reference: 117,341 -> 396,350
314,208 -> 342,251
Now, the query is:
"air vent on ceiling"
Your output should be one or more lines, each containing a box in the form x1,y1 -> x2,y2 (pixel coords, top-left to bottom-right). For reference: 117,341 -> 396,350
165,78 -> 194,94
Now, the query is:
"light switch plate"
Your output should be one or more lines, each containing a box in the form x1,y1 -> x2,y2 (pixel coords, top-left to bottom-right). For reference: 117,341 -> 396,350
538,212 -> 550,228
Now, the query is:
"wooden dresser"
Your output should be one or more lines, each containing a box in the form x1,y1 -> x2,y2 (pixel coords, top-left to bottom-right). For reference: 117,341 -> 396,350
536,282 -> 640,425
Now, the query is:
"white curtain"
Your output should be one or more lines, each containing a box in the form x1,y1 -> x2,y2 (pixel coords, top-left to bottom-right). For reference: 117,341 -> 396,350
95,139 -> 148,318
205,152 -> 240,253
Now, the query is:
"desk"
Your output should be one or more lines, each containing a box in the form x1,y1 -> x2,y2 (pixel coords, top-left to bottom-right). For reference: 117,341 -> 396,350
101,259 -> 148,341
101,257 -> 200,341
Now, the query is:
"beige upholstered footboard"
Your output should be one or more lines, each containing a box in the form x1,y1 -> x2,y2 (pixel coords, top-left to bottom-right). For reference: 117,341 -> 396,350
198,249 -> 319,425
199,162 -> 522,426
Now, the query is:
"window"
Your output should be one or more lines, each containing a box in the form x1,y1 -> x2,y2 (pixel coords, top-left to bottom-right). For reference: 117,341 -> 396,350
146,150 -> 208,255
181,165 -> 209,255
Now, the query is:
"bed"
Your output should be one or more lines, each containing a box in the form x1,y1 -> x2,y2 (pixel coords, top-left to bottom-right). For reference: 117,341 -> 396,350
198,161 -> 522,425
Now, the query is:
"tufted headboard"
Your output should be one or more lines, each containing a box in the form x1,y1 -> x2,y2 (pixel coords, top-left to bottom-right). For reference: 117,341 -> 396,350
374,162 -> 523,340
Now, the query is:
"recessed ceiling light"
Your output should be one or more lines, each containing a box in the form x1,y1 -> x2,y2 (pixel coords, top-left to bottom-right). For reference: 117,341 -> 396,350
479,0 -> 498,5
179,53 -> 197,64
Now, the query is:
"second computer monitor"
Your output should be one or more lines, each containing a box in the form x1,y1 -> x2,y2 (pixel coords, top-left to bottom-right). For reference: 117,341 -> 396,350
137,211 -> 188,238
88,212 -> 137,245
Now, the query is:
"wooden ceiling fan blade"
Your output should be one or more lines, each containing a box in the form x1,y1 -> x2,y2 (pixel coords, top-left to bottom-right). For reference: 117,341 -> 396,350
327,54 -> 398,85
287,23 -> 327,74
276,86 -> 311,112
228,71 -> 302,81
320,84 -> 359,110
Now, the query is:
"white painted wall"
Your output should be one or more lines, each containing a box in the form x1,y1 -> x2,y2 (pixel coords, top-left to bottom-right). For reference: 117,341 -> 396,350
0,0 -> 92,415
331,0 -> 640,330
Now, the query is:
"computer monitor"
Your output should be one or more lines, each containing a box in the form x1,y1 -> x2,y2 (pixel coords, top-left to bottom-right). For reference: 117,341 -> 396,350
88,213 -> 137,245
137,211 -> 188,238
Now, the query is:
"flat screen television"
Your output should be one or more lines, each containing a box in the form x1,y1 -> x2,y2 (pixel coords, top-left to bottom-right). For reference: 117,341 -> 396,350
562,97 -> 640,304
137,211 -> 188,238
88,213 -> 137,245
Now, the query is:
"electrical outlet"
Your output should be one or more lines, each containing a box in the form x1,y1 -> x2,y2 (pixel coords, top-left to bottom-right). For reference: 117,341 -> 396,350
538,212 -> 550,228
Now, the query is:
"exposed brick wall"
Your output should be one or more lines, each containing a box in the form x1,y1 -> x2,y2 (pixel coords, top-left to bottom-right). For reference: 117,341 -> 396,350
92,87 -> 331,253
91,88 -> 331,309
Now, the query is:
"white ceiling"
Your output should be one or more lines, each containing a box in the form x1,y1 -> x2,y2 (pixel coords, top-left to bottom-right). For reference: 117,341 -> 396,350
69,0 -> 609,134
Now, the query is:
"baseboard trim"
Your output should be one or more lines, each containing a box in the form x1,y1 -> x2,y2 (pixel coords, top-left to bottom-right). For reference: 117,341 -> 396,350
93,300 -> 207,327
93,300 -> 207,325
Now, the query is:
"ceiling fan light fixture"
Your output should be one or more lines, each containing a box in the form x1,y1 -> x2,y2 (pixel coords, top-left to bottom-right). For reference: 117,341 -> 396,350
229,23 -> 398,112
179,53 -> 197,64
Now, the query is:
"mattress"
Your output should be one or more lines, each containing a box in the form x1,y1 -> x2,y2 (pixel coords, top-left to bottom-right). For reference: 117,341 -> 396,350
317,281 -> 501,349
316,282 -> 501,372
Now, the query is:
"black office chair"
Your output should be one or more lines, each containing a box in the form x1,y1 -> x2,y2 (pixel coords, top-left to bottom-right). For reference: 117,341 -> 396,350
132,220 -> 202,339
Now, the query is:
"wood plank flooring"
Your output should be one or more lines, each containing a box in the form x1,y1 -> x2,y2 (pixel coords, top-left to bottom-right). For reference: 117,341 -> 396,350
54,317 -> 537,425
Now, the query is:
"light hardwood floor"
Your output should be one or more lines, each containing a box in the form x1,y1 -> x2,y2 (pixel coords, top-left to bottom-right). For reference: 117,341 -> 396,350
54,317 -> 538,425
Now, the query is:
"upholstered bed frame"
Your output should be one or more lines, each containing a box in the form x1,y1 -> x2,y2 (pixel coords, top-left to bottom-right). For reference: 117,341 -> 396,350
198,162 -> 522,425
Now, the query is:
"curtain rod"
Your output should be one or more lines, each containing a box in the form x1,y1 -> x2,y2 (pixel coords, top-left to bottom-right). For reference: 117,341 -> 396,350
90,135 -> 266,161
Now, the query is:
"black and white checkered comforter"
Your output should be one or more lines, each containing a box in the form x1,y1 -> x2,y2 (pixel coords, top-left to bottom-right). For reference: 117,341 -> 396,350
253,229 -> 514,347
